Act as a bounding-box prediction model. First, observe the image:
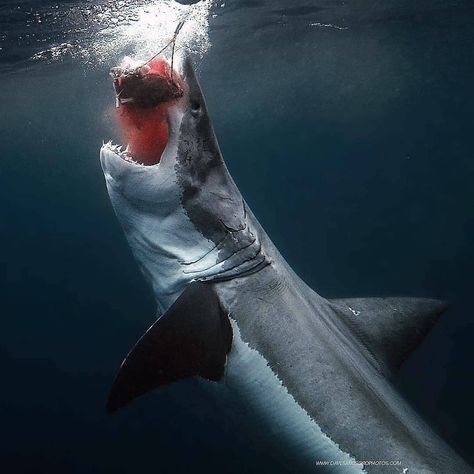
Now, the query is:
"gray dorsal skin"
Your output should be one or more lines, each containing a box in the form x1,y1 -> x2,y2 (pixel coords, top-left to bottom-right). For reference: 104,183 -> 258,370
100,57 -> 473,473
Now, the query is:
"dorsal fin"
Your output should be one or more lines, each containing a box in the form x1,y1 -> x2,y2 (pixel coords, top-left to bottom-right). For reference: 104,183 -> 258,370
329,297 -> 447,377
107,281 -> 232,413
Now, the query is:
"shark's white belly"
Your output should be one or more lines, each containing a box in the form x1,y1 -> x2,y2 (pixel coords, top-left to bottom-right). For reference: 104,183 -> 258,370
223,319 -> 365,473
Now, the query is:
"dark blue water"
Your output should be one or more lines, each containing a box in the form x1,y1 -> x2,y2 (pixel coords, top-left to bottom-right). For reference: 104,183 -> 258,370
1,1 -> 473,472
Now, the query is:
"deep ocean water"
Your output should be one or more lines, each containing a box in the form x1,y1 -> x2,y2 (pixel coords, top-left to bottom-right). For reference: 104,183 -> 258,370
1,1 -> 473,472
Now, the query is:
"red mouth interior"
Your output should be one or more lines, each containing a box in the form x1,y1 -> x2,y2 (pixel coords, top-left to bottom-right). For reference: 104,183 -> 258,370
116,58 -> 183,165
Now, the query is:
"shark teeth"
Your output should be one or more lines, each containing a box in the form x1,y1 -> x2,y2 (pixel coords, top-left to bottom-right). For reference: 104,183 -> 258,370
104,141 -> 145,166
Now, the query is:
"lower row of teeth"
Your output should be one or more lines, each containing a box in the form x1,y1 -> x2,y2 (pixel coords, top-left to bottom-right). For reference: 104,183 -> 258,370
106,142 -> 141,164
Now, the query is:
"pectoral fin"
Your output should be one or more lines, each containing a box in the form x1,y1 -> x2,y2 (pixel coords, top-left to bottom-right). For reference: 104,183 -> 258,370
107,282 -> 232,413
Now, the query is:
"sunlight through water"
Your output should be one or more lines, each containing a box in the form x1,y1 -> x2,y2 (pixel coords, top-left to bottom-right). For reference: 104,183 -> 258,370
29,0 -> 214,67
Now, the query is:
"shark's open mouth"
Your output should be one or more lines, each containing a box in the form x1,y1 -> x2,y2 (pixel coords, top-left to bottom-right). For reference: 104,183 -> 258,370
109,57 -> 184,166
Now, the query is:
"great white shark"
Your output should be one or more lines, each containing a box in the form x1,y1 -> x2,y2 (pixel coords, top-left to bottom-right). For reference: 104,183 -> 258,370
100,56 -> 472,473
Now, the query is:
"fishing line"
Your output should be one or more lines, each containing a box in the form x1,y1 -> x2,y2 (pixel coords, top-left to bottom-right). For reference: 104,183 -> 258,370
142,20 -> 185,74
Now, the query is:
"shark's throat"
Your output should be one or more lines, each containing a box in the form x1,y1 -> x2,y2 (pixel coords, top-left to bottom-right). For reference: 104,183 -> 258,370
131,208 -> 268,315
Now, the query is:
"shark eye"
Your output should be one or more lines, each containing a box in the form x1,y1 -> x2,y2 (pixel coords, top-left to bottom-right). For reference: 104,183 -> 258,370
190,99 -> 201,116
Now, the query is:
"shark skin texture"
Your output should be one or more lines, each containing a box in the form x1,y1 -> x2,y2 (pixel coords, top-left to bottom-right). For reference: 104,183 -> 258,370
100,57 -> 473,473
